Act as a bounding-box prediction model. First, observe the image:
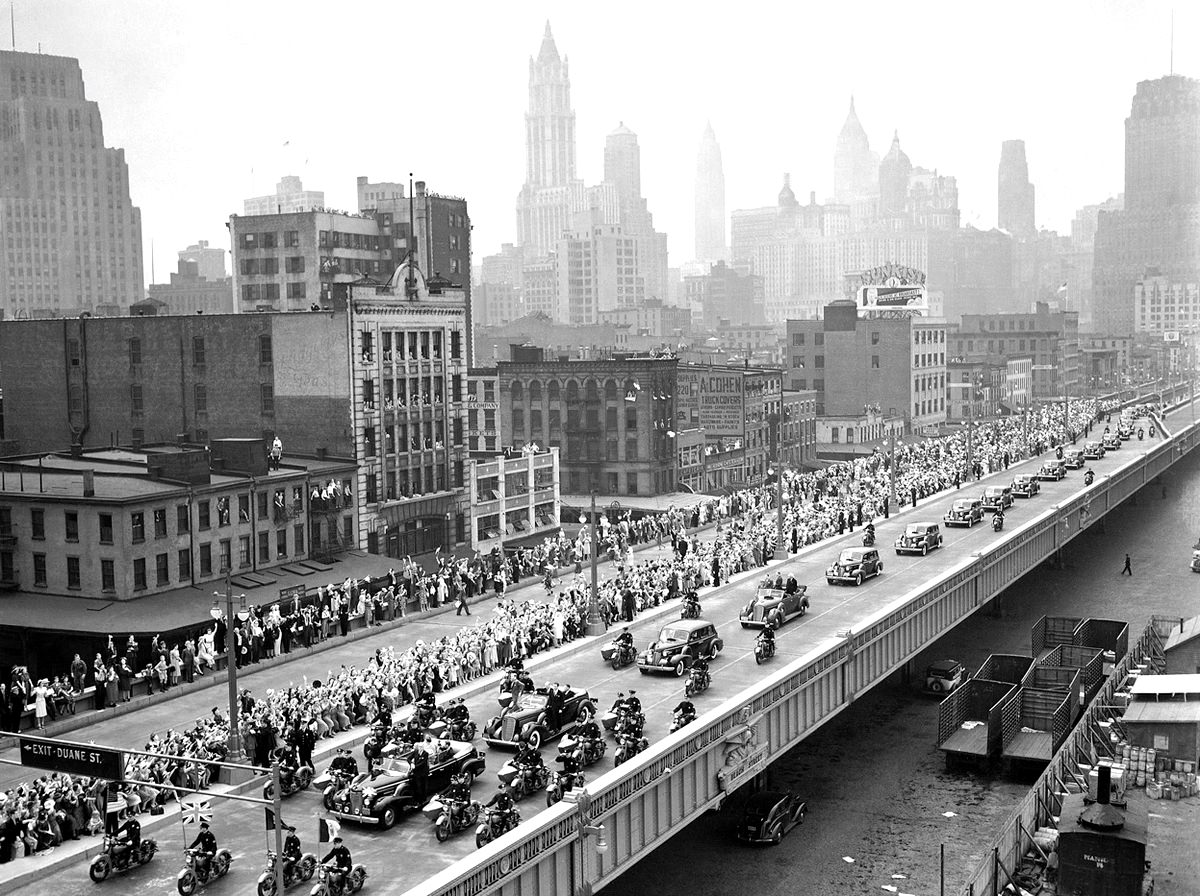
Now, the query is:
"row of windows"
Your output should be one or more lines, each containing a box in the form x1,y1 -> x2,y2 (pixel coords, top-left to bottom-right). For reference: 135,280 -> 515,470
125,335 -> 273,368
365,330 -> 463,363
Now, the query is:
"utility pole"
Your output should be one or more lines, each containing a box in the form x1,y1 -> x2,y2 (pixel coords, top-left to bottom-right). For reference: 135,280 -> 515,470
585,491 -> 603,636
213,568 -> 244,760
775,378 -> 784,553
889,430 -> 898,512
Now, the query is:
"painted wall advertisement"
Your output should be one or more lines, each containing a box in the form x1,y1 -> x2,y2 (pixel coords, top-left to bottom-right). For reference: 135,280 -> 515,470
677,370 -> 746,439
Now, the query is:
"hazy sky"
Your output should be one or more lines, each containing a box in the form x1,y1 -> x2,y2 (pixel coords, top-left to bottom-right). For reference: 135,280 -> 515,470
15,0 -> 1194,286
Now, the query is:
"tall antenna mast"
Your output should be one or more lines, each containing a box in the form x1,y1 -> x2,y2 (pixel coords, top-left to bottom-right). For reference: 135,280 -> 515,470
406,173 -> 416,301
150,239 -> 155,283
1170,9 -> 1174,75
10,1 -> 15,51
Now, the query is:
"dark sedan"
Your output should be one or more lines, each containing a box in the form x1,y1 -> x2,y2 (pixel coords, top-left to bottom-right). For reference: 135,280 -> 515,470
736,790 -> 808,844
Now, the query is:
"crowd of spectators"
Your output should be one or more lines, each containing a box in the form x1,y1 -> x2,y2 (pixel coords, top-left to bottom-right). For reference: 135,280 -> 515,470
2,396 -> 1166,864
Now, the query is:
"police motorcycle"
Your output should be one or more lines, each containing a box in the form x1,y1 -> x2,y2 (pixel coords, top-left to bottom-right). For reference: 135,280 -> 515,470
684,659 -> 711,699
308,861 -> 367,896
861,523 -> 876,548
423,773 -> 483,843
992,509 -> 1005,532
475,802 -> 521,849
669,702 -> 697,734
1084,468 -> 1095,486
497,747 -> 551,800
177,845 -> 233,896
614,730 -> 650,766
264,748 -> 315,800
545,750 -> 586,806
599,631 -> 638,670
88,826 -> 158,882
754,628 -> 777,665
255,848 -> 317,896
558,727 -> 606,767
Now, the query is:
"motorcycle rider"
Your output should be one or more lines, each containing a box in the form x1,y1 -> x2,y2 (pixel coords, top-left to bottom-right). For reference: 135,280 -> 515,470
282,825 -> 303,879
993,508 -> 1005,530
556,748 -> 583,792
273,745 -> 300,787
691,659 -> 710,689
112,815 -> 141,862
483,782 -> 519,830
439,772 -> 474,828
758,622 -> 776,655
187,820 -> 217,877
614,627 -> 634,660
330,748 -> 359,779
319,835 -> 353,894
624,689 -> 643,716
863,522 -> 876,546
672,699 -> 696,729
514,740 -> 545,789
682,590 -> 701,616
414,692 -> 437,728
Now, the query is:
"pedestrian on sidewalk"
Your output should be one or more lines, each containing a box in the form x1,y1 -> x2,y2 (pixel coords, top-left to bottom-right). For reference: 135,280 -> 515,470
456,587 -> 471,616
1121,554 -> 1132,575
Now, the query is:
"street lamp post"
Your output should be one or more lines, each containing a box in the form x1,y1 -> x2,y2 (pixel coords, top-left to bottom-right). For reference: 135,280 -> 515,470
212,568 -> 245,760
585,491 -> 603,636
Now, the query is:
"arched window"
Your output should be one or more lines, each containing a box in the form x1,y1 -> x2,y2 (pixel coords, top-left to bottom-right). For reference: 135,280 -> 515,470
529,380 -> 542,401
605,379 -> 618,400
585,378 -> 599,401
548,381 -> 561,401
566,380 -> 580,402
511,381 -> 523,401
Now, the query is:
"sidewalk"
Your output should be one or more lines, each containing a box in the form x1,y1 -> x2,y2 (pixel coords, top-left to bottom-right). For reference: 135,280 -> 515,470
0,528 -> 695,791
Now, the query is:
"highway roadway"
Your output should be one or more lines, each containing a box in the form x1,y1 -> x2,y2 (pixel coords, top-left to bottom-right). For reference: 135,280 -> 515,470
10,417 -> 1156,896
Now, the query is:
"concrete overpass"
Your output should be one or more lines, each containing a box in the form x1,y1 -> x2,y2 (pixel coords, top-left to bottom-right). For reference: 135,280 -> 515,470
404,397 -> 1198,896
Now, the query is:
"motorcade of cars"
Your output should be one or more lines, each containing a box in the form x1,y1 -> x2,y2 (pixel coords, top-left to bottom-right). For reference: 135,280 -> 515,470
894,522 -> 943,556
943,498 -> 984,528
1011,474 -> 1040,498
825,547 -> 883,586
980,485 -> 1014,512
739,584 -> 809,629
637,619 -> 723,676
736,791 -> 808,845
327,740 -> 486,829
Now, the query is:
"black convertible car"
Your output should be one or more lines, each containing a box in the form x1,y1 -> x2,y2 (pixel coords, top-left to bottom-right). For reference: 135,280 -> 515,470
483,686 -> 596,750
327,740 -> 485,829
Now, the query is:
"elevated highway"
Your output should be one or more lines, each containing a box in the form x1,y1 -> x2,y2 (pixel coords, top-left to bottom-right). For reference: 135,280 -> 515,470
407,401 -> 1199,896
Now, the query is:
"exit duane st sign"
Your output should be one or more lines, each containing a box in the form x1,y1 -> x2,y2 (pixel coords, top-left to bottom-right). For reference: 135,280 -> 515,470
19,736 -> 125,781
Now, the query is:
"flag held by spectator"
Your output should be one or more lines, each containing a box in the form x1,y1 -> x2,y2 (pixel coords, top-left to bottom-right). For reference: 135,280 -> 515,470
181,798 -> 212,825
319,817 -> 340,843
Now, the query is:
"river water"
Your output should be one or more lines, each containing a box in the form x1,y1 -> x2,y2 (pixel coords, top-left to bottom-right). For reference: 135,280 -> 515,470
608,447 -> 1200,896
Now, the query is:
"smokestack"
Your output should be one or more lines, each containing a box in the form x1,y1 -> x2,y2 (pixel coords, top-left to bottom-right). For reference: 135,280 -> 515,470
1097,764 -> 1111,805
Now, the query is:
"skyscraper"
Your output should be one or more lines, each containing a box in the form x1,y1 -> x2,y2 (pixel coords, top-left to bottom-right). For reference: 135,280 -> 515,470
997,140 -> 1036,236
516,22 -> 587,258
604,123 -> 668,301
1093,75 -> 1200,334
878,132 -> 912,219
694,122 -> 726,262
833,97 -> 878,204
0,50 -> 143,318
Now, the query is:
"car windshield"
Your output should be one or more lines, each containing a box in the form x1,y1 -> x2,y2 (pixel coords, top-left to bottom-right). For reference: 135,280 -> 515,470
659,627 -> 689,642
985,488 -> 1000,496
905,525 -> 926,536
953,501 -> 971,511
839,550 -> 861,563
377,757 -> 412,776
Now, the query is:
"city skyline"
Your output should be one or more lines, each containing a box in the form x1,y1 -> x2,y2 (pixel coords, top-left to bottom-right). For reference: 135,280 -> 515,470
10,0 -> 1193,289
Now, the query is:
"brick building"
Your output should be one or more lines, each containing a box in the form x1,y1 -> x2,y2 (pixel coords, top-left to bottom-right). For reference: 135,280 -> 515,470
950,302 -> 1080,400
0,442 -> 355,600
497,355 -> 679,497
786,301 -> 947,433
